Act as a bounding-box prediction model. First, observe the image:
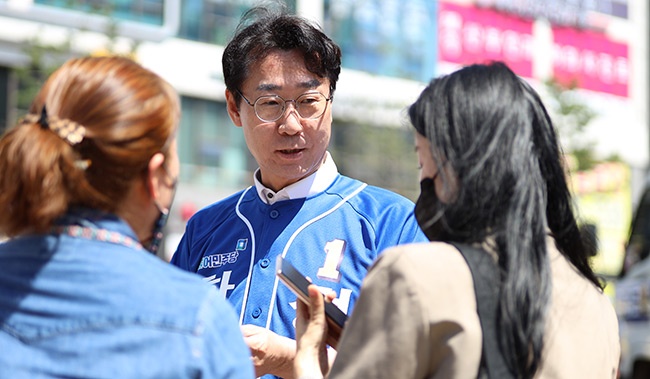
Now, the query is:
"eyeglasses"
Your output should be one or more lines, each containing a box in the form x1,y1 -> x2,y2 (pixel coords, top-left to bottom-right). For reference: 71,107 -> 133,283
237,90 -> 333,123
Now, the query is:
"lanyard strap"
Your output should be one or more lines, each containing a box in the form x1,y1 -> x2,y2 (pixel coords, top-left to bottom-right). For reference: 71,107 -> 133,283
54,225 -> 143,250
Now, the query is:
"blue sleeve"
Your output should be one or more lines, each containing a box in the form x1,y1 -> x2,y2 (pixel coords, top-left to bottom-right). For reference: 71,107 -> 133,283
399,211 -> 428,244
170,224 -> 193,271
197,289 -> 254,379
354,185 -> 427,249
170,193 -> 243,272
365,189 -> 427,249
171,209 -> 210,272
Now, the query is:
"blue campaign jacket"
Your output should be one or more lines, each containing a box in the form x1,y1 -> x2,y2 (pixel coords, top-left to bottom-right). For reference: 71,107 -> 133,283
0,209 -> 254,379
172,175 -> 426,361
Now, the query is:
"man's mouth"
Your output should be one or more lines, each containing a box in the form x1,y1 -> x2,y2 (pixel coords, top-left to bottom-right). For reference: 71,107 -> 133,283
279,148 -> 304,154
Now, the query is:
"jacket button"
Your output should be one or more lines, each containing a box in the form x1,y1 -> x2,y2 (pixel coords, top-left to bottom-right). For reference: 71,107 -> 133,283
260,258 -> 270,268
252,308 -> 262,318
270,210 -> 279,219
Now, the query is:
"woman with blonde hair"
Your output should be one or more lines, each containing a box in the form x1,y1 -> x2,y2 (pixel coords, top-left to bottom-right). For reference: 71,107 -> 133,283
0,56 -> 254,378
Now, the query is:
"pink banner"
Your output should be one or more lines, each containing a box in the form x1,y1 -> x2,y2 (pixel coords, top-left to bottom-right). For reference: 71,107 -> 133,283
552,27 -> 629,97
438,1 -> 534,77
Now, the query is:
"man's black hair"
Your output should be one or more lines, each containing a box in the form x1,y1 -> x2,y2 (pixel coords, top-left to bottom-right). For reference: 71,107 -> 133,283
222,2 -> 341,106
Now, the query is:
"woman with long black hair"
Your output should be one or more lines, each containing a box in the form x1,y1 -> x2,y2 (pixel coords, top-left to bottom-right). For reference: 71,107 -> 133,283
294,62 -> 619,379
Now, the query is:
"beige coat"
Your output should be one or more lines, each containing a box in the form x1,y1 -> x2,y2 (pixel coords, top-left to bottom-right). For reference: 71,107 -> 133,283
329,239 -> 620,379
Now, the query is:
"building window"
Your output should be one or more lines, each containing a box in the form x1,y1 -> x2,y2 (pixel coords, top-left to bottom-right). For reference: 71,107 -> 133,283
178,0 -> 296,44
34,0 -> 165,25
178,96 -> 252,188
0,66 -> 10,134
324,0 -> 437,82
330,120 -> 420,201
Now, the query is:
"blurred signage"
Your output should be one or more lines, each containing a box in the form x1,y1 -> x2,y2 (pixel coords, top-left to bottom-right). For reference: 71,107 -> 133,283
474,0 -> 628,28
572,162 -> 631,276
438,1 -> 533,78
552,27 -> 629,97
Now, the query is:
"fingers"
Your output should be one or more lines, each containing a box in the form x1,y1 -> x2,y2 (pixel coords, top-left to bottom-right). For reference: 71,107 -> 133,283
240,323 -> 262,337
295,285 -> 330,378
308,285 -> 326,320
323,289 -> 336,303
297,285 -> 328,347
296,285 -> 326,340
296,295 -> 310,339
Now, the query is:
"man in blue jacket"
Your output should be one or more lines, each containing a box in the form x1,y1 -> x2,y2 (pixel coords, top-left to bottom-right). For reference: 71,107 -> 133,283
171,5 -> 426,378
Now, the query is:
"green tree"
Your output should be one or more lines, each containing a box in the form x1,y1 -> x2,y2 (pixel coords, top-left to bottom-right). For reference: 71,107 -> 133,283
544,78 -> 598,171
12,3 -> 139,121
14,33 -> 75,114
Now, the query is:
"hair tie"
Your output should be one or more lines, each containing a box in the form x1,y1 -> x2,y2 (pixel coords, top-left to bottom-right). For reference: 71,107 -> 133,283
20,107 -> 86,146
50,118 -> 86,145
38,105 -> 49,129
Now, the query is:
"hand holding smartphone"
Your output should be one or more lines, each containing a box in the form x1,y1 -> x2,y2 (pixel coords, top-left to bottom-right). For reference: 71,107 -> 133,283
276,256 -> 347,348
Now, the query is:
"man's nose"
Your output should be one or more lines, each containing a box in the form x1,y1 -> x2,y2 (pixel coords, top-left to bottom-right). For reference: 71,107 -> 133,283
278,102 -> 303,134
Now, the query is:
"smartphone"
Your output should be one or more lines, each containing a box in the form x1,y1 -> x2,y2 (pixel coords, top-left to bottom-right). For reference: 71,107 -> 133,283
275,255 -> 347,347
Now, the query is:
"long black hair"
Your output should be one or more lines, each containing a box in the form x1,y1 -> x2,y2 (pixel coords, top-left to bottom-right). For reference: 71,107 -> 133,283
409,62 -> 601,378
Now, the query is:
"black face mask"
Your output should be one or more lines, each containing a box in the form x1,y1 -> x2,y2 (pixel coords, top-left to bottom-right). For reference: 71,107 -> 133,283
146,206 -> 170,255
414,177 -> 446,241
145,178 -> 178,255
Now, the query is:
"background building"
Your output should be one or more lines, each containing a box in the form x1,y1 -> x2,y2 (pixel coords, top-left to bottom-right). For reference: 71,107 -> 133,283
0,0 -> 645,272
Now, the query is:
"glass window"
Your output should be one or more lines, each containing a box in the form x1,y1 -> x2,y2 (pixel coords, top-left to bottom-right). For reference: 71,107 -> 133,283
178,96 -> 252,188
178,0 -> 296,44
324,0 -> 437,82
34,0 -> 165,25
0,67 -> 10,134
330,120 -> 419,201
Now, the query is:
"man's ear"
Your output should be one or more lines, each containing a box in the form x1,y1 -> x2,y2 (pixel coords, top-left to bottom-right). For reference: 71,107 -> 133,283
225,88 -> 243,127
146,152 -> 166,200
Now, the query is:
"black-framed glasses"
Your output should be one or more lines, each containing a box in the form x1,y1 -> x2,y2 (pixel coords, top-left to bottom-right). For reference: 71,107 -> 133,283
237,90 -> 333,122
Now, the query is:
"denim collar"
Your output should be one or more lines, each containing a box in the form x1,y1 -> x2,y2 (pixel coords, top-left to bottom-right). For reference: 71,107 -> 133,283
54,207 -> 139,242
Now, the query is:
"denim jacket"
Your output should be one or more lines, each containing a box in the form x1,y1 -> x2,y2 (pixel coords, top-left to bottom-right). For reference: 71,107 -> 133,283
0,209 -> 254,378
